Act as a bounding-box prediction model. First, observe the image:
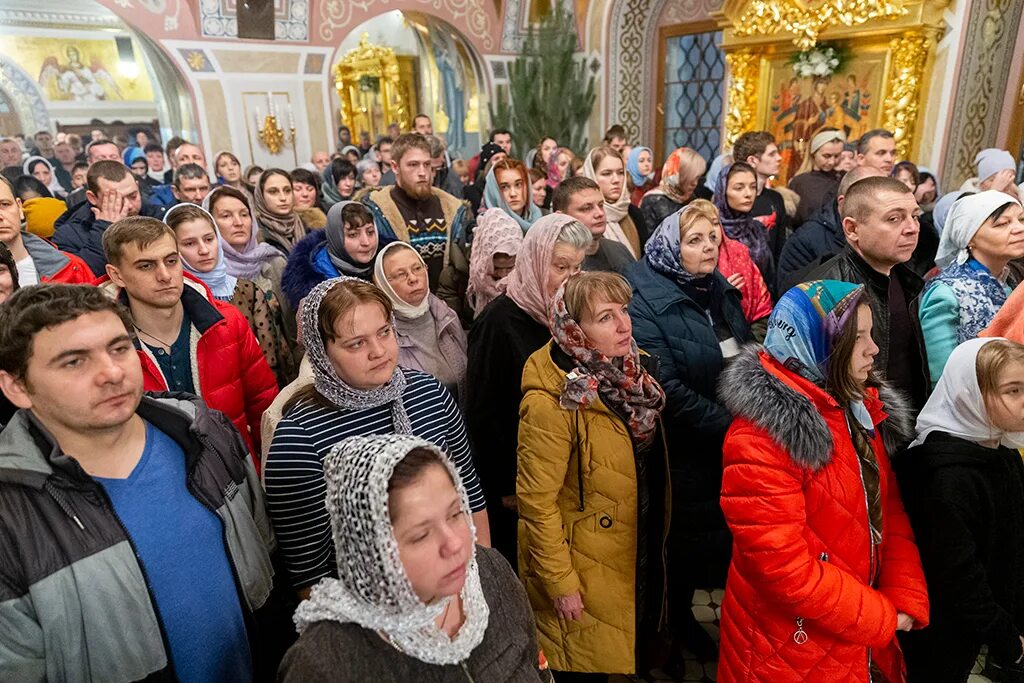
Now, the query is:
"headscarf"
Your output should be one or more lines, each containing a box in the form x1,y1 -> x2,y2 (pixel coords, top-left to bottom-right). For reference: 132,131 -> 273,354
545,148 -> 562,189
482,166 -> 543,232
764,280 -> 865,387
321,163 -> 346,206
478,142 -> 503,172
340,145 -> 362,160
644,205 -> 710,284
549,283 -> 665,447
302,276 -> 412,432
467,208 -> 524,316
714,164 -> 771,274
580,148 -> 636,257
123,146 -> 145,168
202,186 -> 282,280
703,153 -> 731,193
935,190 -> 1021,269
809,129 -> 846,154
975,148 -> 1015,182
325,200 -> 377,279
626,146 -> 654,187
917,165 -> 941,197
165,203 -> 238,301
373,242 -> 430,319
658,147 -> 702,204
502,212 -> 579,326
293,434 -> 488,665
932,190 -> 968,237
253,171 -> 307,253
911,337 -> 1024,449
22,156 -> 65,198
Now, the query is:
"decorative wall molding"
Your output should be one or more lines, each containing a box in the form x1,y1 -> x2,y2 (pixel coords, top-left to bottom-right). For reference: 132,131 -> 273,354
0,8 -> 121,29
319,0 -> 493,50
881,30 -> 932,160
723,48 -> 758,147
201,0 -> 309,41
942,0 -> 1024,187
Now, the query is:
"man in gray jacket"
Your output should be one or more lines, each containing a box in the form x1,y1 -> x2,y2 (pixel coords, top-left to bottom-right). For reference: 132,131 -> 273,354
0,284 -> 293,681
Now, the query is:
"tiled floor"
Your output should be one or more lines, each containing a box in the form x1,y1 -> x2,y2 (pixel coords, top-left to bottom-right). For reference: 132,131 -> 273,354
610,589 -> 997,683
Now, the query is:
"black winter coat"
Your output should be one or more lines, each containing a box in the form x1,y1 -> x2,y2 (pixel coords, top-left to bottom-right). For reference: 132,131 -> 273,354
639,193 -> 686,236
777,197 -> 844,292
53,199 -> 165,276
626,259 -> 751,587
895,432 -> 1024,681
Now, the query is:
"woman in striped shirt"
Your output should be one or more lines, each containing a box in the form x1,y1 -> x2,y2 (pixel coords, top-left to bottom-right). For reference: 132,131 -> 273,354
264,277 -> 489,595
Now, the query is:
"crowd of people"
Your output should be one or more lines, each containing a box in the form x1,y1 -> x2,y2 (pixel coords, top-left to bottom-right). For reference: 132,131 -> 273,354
2,116 -> 1024,683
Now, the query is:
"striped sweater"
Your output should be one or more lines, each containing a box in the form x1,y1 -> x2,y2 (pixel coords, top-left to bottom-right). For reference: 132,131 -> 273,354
264,367 -> 485,589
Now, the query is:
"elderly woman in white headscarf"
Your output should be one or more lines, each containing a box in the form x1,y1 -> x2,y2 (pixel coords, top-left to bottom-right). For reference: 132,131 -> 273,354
278,434 -> 548,682
919,190 -> 1024,385
895,337 -> 1024,682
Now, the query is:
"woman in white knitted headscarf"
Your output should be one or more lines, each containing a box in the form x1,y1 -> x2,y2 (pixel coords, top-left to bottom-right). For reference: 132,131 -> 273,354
278,434 -> 549,682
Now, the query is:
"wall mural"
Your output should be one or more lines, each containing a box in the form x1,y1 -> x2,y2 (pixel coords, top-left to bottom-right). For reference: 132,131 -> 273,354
0,36 -> 154,102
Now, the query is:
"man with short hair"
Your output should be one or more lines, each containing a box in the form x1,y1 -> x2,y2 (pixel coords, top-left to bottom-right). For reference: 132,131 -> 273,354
31,130 -> 55,161
808,175 -> 927,408
0,283 -> 291,679
0,176 -> 93,284
143,142 -> 166,183
788,129 -> 846,223
490,128 -> 513,155
733,130 -> 792,267
90,128 -> 107,142
426,134 -> 464,199
53,141 -> 77,191
376,137 -> 396,185
413,114 -> 433,136
70,161 -> 89,190
173,143 -> 206,171
310,150 -> 330,173
53,160 -> 143,274
362,133 -> 470,319
99,217 -> 278,456
0,137 -> 22,169
778,165 -> 885,289
856,129 -> 897,175
554,176 -> 633,274
67,133 -> 85,160
86,139 -> 122,165
387,122 -> 401,140
163,136 -> 187,183
172,163 -> 211,204
603,124 -> 627,153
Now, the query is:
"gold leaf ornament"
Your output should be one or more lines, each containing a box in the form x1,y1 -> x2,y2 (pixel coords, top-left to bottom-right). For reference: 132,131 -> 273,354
724,49 -> 760,147
733,0 -> 910,49
881,30 -> 931,159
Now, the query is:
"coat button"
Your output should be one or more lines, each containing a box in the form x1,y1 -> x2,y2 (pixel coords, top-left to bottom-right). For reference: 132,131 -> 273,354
599,515 -> 613,528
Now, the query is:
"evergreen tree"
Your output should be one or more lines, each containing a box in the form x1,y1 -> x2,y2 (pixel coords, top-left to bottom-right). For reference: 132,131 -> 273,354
489,3 -> 596,158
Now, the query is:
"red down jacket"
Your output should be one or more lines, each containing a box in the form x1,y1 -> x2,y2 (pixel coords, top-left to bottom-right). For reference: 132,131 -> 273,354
97,273 -> 278,464
715,348 -> 929,682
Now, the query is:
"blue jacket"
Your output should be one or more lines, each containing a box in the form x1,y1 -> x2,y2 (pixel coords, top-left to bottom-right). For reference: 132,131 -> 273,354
777,197 -> 844,292
280,230 -> 392,310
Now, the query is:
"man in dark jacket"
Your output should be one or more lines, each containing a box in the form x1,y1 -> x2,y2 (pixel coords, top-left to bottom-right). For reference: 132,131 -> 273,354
807,175 -> 928,409
778,165 -> 885,290
0,284 -> 294,680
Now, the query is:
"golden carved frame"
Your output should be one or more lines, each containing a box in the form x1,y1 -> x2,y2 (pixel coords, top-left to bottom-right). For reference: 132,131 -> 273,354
333,34 -> 414,140
715,0 -> 947,160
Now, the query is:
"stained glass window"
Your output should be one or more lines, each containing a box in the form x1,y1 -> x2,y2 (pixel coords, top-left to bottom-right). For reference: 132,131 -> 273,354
663,30 -> 725,163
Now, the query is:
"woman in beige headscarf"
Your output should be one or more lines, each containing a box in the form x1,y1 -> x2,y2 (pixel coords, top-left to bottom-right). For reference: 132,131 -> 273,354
581,146 -> 646,257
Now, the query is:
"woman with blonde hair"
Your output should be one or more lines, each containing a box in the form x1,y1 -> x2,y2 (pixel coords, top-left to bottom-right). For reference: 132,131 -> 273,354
214,151 -> 249,192
639,147 -> 706,230
517,271 -> 669,679
581,145 -> 649,257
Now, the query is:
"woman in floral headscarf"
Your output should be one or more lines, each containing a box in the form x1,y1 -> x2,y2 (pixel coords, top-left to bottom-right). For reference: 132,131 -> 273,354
716,280 -> 928,682
639,147 -> 706,231
517,271 -> 668,678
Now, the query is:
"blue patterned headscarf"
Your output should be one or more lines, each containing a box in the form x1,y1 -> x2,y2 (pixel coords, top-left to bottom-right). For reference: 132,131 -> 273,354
764,280 -> 865,386
626,146 -> 654,187
644,205 -> 709,284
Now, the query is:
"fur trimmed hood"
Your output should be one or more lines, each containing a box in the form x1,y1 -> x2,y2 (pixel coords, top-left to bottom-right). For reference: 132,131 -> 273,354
718,345 -> 915,470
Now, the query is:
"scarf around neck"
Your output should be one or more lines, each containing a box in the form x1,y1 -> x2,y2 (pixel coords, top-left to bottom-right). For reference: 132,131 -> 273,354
164,203 -> 238,300
713,165 -> 770,274
254,172 -> 307,253
581,149 -> 636,258
502,213 -> 579,326
626,146 -> 654,187
550,285 -> 665,447
930,258 -> 1009,344
482,166 -> 543,232
302,276 -> 413,433
467,208 -> 524,316
202,187 -> 282,280
293,434 -> 488,665
373,242 -> 431,319
23,156 -> 66,197
325,200 -> 377,278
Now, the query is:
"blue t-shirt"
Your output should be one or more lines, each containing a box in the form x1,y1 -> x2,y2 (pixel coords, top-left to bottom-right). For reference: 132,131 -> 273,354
96,421 -> 253,683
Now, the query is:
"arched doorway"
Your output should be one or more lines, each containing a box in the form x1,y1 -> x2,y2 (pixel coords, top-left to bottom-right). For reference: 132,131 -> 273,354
332,11 -> 489,157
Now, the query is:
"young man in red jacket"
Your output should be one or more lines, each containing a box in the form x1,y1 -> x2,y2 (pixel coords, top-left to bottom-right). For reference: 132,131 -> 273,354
0,175 -> 93,284
97,215 -> 278,463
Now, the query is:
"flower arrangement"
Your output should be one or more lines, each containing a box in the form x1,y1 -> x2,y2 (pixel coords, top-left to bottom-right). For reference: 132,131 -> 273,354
790,43 -> 849,78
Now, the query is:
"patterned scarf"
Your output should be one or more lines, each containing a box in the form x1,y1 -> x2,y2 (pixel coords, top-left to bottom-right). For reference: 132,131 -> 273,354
713,165 -> 771,276
253,171 -> 307,254
549,284 -> 666,447
302,277 -> 413,433
658,147 -> 699,205
467,208 -> 524,317
644,206 -> 709,285
929,259 -> 1009,344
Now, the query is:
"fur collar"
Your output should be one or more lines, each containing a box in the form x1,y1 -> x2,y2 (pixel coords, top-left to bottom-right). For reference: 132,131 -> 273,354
718,346 -> 915,470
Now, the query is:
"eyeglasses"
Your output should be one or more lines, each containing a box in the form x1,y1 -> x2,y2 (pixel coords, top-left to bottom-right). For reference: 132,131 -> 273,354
386,262 -> 426,283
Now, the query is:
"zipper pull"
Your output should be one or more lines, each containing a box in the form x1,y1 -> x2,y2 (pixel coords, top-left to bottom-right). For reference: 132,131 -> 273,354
820,552 -> 829,562
460,661 -> 475,683
793,617 -> 808,644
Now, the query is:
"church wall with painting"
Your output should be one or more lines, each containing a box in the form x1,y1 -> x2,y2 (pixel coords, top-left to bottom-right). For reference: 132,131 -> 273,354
0,0 -> 1021,190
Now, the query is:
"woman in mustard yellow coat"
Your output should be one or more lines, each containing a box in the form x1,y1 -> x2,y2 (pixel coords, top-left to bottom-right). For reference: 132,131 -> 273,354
517,271 -> 669,678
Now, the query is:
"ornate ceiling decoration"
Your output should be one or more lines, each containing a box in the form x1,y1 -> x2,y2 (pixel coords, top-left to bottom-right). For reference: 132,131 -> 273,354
731,0 -> 909,49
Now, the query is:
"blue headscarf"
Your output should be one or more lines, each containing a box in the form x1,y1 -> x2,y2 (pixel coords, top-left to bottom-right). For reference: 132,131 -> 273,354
482,165 -> 543,233
626,146 -> 654,187
764,280 -> 865,386
123,146 -> 145,167
165,203 -> 238,301
644,205 -> 707,284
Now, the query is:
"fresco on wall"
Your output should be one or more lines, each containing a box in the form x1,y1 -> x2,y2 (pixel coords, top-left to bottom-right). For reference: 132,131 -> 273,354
0,37 -> 154,102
